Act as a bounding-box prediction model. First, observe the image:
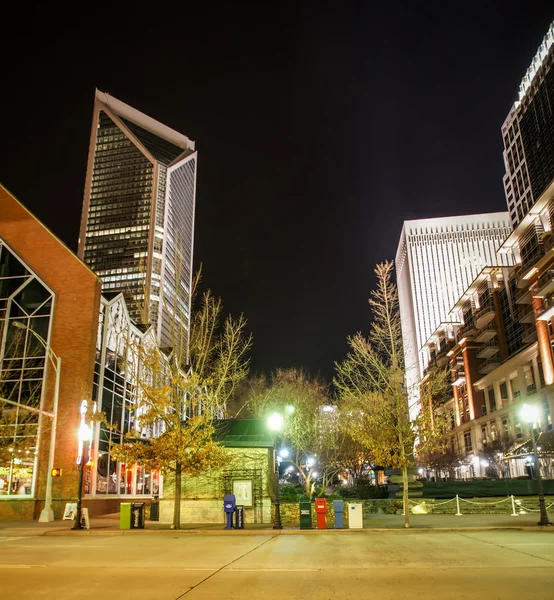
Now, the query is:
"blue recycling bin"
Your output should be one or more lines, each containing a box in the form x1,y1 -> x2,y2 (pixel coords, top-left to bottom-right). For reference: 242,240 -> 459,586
224,494 -> 236,529
333,499 -> 345,529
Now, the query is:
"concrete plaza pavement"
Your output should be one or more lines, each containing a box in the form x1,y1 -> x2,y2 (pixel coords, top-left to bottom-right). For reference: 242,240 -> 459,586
0,529 -> 553,599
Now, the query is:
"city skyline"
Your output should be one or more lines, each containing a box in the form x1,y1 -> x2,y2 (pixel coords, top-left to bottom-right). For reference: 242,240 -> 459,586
2,5 -> 553,381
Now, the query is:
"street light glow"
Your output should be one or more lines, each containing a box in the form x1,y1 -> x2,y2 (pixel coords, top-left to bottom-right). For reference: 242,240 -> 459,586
279,448 -> 290,458
268,412 -> 284,431
285,404 -> 295,415
306,457 -> 315,467
520,403 -> 539,424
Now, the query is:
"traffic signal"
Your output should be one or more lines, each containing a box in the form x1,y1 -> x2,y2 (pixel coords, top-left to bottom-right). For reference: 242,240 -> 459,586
51,468 -> 62,477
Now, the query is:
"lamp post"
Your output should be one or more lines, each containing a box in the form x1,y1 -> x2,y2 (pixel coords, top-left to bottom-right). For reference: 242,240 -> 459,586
520,404 -> 552,526
13,321 -> 61,523
72,400 -> 92,530
267,412 -> 284,530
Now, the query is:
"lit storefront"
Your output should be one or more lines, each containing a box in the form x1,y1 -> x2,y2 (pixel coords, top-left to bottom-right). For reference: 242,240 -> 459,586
85,293 -> 161,504
0,239 -> 54,500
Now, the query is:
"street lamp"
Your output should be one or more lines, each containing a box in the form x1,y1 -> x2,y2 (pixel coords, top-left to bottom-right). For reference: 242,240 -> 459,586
72,400 -> 92,530
267,412 -> 284,530
520,404 -> 552,526
13,321 -> 61,523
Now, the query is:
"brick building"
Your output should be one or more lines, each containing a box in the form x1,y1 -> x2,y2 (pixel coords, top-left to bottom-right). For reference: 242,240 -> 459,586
0,184 -> 101,520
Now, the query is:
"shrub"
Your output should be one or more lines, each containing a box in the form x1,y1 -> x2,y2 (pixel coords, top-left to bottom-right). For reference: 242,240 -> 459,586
337,484 -> 388,499
279,485 -> 301,502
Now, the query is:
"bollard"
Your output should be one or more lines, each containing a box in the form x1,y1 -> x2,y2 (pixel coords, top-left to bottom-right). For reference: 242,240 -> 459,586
455,494 -> 462,516
510,495 -> 519,517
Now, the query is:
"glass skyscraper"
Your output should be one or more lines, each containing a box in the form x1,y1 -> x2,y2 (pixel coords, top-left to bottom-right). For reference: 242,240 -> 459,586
78,90 -> 197,353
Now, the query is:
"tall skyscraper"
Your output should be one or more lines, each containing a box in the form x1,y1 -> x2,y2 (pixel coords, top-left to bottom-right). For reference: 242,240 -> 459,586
502,22 -> 553,229
78,90 -> 197,351
395,214 -> 512,416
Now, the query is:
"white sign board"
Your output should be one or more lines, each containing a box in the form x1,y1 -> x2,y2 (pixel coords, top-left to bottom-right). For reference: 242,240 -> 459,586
63,503 -> 77,520
232,479 -> 253,507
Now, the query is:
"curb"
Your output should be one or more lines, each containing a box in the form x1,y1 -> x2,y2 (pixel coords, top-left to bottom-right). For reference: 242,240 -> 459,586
1,525 -> 553,537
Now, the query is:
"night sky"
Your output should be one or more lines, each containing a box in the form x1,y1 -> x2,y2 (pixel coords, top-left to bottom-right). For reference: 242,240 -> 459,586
2,3 -> 553,383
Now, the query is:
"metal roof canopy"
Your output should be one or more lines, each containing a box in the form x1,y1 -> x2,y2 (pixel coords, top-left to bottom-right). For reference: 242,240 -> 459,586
214,419 -> 274,448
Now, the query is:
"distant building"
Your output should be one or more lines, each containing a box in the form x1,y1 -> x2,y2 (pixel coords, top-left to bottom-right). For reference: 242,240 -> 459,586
78,89 -> 197,353
502,23 -> 554,229
395,214 -> 512,417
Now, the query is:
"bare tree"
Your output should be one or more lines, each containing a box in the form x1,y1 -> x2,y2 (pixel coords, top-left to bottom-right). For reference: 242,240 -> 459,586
249,368 -> 334,497
335,261 -> 451,527
189,269 -> 253,416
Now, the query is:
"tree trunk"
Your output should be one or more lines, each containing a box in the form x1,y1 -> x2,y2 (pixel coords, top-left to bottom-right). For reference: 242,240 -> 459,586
304,471 -> 312,498
173,464 -> 182,530
402,463 -> 410,528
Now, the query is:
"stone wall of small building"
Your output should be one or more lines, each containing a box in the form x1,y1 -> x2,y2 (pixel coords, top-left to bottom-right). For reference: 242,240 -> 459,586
159,447 -> 274,524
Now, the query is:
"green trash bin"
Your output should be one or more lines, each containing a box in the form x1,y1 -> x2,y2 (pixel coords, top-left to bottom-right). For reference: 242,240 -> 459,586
299,501 -> 312,529
120,502 -> 132,529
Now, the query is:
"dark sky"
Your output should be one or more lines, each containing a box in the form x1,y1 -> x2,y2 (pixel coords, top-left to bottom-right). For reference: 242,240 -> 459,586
2,3 -> 553,382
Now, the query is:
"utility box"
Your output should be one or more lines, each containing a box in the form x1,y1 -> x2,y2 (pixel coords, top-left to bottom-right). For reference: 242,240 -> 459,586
224,494 -> 236,529
234,505 -> 245,529
120,502 -> 132,529
333,499 -> 345,529
299,501 -> 312,529
347,502 -> 363,529
315,498 -> 327,529
131,502 -> 145,529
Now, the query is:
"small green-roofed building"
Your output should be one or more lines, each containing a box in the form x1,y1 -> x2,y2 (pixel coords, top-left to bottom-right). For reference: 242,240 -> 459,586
159,419 -> 275,525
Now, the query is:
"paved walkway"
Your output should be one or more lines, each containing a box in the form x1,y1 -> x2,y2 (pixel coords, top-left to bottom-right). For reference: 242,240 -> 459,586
1,511 -> 553,536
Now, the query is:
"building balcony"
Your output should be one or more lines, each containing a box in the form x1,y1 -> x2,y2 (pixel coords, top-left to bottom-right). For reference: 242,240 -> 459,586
534,269 -> 554,299
474,321 -> 497,343
519,306 -> 535,324
515,286 -> 532,305
476,339 -> 500,359
458,321 -> 477,339
436,354 -> 450,367
452,371 -> 466,386
520,247 -> 546,279
478,355 -> 501,375
543,232 -> 554,253
474,301 -> 495,329
536,295 -> 554,321
521,326 -> 538,345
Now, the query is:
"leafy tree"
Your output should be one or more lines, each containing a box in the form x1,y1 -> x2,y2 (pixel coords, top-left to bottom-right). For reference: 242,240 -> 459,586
110,264 -> 251,528
334,261 -> 451,527
109,343 -> 229,529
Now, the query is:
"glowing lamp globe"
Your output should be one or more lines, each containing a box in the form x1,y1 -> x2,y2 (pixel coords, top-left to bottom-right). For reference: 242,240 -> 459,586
520,404 -> 539,424
268,412 -> 284,431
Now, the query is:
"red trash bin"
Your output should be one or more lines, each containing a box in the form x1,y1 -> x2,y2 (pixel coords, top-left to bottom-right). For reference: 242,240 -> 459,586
315,498 -> 327,529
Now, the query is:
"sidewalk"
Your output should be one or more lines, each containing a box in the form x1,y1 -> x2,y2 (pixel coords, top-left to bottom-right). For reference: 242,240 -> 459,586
1,512 -> 553,536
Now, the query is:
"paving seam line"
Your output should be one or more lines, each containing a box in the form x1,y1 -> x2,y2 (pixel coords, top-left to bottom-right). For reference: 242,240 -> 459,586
173,534 -> 277,599
454,531 -> 554,565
